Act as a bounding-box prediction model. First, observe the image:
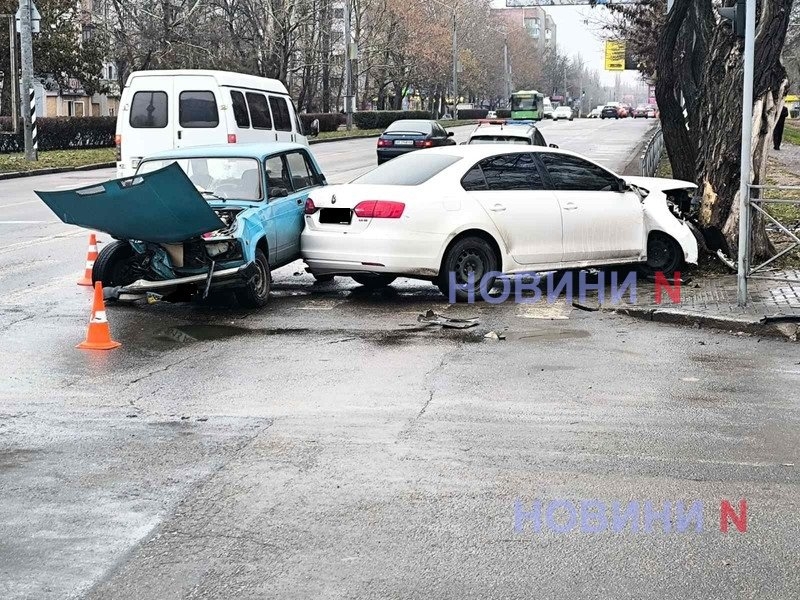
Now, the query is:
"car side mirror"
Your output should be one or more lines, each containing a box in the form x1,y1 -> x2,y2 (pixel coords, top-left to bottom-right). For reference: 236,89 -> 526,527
309,118 -> 320,138
447,131 -> 454,137
548,143 -> 559,149
269,187 -> 289,199
617,179 -> 627,193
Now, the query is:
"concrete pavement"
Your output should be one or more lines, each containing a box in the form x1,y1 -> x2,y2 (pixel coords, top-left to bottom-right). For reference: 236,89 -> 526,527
7,118 -> 796,600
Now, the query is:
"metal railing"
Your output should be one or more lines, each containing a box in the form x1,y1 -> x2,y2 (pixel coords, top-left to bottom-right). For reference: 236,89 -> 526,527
746,184 -> 800,284
640,125 -> 664,177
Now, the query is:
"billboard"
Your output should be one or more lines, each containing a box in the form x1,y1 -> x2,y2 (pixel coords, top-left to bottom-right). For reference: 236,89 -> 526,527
604,40 -> 626,71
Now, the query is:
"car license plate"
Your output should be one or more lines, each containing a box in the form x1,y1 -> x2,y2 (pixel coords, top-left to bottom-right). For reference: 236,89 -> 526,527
394,140 -> 413,146
319,208 -> 352,225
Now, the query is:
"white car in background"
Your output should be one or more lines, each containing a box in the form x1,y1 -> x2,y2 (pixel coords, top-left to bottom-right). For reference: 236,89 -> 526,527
300,146 -> 698,301
588,105 -> 604,118
552,106 -> 574,121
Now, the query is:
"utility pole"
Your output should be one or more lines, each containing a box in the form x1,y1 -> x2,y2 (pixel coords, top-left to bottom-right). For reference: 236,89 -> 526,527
736,0 -> 756,306
18,0 -> 36,160
343,0 -> 353,130
452,10 -> 458,118
5,15 -> 19,133
503,36 -> 511,102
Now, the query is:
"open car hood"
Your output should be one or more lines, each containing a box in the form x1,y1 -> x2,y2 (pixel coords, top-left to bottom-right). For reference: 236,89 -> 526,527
622,175 -> 697,194
36,163 -> 225,243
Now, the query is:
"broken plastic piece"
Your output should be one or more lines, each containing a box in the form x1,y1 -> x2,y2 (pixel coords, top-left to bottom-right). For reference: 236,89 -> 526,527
417,309 -> 479,329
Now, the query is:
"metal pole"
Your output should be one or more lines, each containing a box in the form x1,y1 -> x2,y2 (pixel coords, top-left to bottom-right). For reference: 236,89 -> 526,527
8,16 -> 19,134
452,10 -> 458,118
18,0 -> 36,160
503,37 -> 511,102
343,0 -> 353,131
736,0 -> 756,306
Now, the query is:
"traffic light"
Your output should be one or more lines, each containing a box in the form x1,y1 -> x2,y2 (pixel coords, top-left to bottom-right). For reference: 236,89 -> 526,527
719,0 -> 746,38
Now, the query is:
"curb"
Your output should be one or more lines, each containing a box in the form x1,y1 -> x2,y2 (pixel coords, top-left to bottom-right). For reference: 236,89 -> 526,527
0,161 -> 116,181
607,306 -> 799,341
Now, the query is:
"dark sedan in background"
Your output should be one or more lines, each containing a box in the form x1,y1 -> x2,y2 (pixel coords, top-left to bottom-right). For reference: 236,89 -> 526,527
600,105 -> 620,119
376,119 -> 457,164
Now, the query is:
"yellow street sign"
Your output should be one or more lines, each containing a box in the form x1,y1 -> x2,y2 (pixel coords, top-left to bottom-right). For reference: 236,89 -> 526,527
605,40 -> 626,72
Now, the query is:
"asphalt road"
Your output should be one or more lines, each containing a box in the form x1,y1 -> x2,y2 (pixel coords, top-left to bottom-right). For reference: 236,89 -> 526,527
3,117 -> 798,600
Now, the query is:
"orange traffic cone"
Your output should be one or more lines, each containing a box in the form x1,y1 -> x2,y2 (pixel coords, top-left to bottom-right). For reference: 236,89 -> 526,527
77,233 -> 99,286
77,282 -> 121,351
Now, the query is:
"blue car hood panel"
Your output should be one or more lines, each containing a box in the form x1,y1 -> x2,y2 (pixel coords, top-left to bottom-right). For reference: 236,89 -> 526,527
36,163 -> 225,243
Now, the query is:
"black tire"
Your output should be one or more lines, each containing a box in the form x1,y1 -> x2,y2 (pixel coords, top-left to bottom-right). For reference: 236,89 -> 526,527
313,273 -> 335,283
351,273 -> 396,288
436,236 -> 498,302
640,232 -> 683,277
92,240 -> 138,287
236,248 -> 271,308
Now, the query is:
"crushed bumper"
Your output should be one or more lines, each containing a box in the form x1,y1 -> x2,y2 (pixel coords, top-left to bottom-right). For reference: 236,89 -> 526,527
114,262 -> 257,301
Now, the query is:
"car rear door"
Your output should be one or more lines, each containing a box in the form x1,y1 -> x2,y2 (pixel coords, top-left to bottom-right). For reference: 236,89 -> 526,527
537,152 -> 644,263
281,150 -> 322,257
463,152 -> 563,265
123,80 -> 173,173
175,75 -> 225,149
264,153 -> 308,264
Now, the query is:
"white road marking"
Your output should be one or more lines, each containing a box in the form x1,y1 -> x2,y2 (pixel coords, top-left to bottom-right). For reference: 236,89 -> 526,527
0,229 -> 84,254
0,200 -> 39,209
0,220 -> 49,224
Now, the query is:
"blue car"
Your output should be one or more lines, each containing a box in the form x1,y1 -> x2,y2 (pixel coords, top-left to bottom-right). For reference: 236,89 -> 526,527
37,143 -> 326,307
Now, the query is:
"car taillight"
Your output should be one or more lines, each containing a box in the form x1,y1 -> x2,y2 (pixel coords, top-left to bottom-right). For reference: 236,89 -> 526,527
228,134 -> 237,143
377,138 -> 392,147
353,200 -> 405,219
414,139 -> 433,148
115,134 -> 121,161
304,198 -> 318,215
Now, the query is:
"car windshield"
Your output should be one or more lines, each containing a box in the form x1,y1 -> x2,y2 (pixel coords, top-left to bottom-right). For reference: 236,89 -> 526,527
469,136 -> 530,145
384,120 -> 432,135
352,153 -> 461,185
511,96 -> 536,110
136,157 -> 262,200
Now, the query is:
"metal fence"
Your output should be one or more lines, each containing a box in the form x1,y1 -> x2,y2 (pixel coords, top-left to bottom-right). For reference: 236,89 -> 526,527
640,126 -> 665,177
746,184 -> 800,284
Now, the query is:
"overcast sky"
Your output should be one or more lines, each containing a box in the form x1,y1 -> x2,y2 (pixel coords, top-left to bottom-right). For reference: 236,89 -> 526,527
489,2 -> 644,86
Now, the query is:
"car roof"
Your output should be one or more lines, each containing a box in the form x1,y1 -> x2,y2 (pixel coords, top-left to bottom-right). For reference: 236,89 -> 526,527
142,142 -> 309,161
470,125 -> 532,137
421,143 -> 606,165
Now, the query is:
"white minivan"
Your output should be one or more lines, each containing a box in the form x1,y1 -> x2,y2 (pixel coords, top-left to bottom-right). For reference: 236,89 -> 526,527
115,70 -> 318,177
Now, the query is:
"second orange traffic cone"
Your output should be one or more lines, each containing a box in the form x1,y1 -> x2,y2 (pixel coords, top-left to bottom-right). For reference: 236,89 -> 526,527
77,282 -> 121,351
77,233 -> 98,286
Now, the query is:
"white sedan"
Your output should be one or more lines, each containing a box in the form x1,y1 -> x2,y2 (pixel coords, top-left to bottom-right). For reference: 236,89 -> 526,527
301,146 -> 698,301
552,106 -> 574,121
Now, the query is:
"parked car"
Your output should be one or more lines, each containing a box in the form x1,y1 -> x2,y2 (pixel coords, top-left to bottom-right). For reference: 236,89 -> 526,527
301,145 -> 698,301
467,121 -> 548,146
376,119 -> 456,164
486,110 -> 498,119
601,105 -> 620,119
588,105 -> 604,119
37,143 -> 326,307
115,70 -> 318,178
618,105 -> 631,118
552,106 -> 574,121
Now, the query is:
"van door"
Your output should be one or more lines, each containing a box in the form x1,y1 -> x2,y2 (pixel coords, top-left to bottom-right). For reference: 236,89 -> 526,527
174,75 -> 225,149
268,95 -> 295,143
122,80 -> 173,175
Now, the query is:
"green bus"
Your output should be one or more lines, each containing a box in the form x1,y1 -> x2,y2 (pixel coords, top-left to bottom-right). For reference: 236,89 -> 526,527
510,90 -> 545,121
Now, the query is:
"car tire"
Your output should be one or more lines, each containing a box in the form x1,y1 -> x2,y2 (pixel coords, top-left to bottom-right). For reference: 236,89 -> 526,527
351,274 -> 396,288
236,248 -> 271,308
640,232 -> 684,278
313,273 -> 335,283
92,240 -> 137,287
437,236 -> 498,303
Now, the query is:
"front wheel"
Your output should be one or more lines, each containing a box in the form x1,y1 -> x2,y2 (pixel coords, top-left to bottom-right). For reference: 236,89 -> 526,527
236,248 -> 271,308
437,236 -> 498,302
640,233 -> 683,278
92,240 -> 137,287
351,274 -> 396,288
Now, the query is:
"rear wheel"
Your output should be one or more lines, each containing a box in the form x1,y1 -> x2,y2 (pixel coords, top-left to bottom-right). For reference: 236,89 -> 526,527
437,236 -> 498,302
640,232 -> 683,277
313,273 -> 335,283
236,248 -> 271,308
351,274 -> 396,288
92,240 -> 137,287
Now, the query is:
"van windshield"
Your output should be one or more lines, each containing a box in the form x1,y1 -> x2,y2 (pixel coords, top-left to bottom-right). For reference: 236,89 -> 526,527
137,157 -> 262,200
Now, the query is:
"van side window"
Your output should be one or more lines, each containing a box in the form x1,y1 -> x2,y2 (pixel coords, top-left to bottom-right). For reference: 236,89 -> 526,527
179,91 -> 219,128
130,91 -> 168,128
269,96 -> 293,132
246,92 -> 273,130
230,91 -> 250,128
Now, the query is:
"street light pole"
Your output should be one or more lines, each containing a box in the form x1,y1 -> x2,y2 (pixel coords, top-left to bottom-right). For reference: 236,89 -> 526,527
736,0 -> 756,306
6,15 -> 19,134
503,36 -> 511,101
343,0 -> 353,130
18,0 -> 36,160
452,9 -> 458,117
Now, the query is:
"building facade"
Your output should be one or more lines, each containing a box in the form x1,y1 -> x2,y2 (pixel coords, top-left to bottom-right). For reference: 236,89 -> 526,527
493,7 -> 557,53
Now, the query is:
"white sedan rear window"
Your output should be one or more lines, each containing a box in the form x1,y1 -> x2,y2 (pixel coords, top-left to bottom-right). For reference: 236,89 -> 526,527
353,154 -> 462,186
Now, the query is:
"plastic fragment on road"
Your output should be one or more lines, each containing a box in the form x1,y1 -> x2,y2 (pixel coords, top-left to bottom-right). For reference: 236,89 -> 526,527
484,331 -> 506,340
417,309 -> 479,329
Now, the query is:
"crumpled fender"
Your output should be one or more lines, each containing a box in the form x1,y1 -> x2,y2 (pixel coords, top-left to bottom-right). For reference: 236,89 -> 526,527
642,191 -> 699,265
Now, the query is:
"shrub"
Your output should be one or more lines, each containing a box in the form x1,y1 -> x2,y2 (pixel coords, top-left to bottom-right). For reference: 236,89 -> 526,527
353,110 -> 433,130
497,109 -> 512,119
455,109 -> 488,120
298,112 -> 342,133
0,116 -> 116,153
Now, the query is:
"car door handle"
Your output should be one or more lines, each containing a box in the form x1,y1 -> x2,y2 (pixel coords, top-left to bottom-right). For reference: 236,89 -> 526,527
563,203 -> 578,211
490,204 -> 506,212
296,198 -> 303,205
